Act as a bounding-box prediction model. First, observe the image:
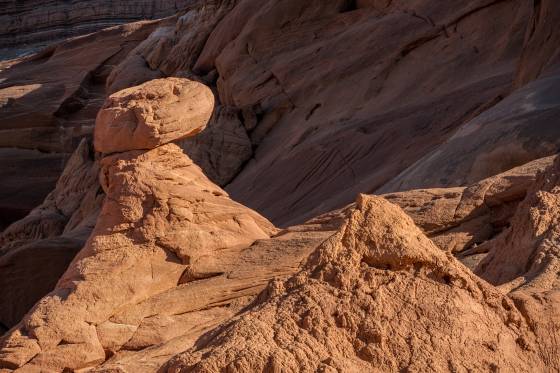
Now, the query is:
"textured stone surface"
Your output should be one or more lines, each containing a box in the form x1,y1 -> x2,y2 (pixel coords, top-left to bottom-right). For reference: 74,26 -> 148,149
0,80 -> 275,370
94,77 -> 214,154
166,196 -> 546,372
0,138 -> 102,330
0,1 -> 559,372
380,70 -> 560,192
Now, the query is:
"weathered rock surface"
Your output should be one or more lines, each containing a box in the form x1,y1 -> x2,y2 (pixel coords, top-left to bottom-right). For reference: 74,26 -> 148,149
478,156 -> 560,285
1,0 -> 560,372
94,77 -> 214,154
0,78 -> 276,371
514,0 -> 560,87
5,0 -> 559,229
381,69 -> 560,192
205,0 -> 545,226
476,158 -> 560,364
180,105 -> 253,186
166,196 -> 546,372
384,156 -> 556,264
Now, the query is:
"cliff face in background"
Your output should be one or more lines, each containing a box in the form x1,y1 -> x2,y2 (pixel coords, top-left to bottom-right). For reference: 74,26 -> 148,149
0,0 -> 195,59
0,0 -> 559,371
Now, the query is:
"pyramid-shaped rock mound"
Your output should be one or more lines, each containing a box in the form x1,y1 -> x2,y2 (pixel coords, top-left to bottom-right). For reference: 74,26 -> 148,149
167,195 -> 543,372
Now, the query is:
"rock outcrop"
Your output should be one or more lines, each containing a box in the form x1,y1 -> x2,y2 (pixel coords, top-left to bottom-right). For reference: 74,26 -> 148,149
4,0 -> 560,229
383,156 -> 556,266
0,138 -> 102,331
0,19 -> 163,229
182,0 -> 560,226
0,78 -> 275,370
166,196 -> 547,372
94,77 -> 214,153
476,157 -> 560,367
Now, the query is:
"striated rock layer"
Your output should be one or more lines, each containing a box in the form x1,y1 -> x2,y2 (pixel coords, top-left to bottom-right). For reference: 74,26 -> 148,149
4,0 -> 560,229
0,19 -> 168,228
0,0 -> 195,51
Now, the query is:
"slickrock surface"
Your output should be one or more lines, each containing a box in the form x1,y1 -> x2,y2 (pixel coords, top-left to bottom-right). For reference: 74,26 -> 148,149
177,0 -> 560,226
0,138 -> 102,331
381,69 -> 560,192
383,156 -> 556,264
514,0 -> 560,87
4,0 -> 560,229
476,157 -> 560,367
166,196 -> 545,372
0,0 -> 560,372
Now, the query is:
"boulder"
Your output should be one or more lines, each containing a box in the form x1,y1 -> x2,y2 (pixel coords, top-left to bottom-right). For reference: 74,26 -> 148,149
94,78 -> 214,154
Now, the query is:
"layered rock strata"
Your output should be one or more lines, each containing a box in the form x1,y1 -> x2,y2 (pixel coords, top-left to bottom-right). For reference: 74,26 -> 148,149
0,0 -> 194,50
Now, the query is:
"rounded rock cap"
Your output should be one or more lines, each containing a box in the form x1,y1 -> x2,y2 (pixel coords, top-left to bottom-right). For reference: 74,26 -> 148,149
94,77 -> 214,154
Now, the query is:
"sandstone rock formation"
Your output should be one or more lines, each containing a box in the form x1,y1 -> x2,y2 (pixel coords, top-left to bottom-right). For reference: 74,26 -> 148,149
383,156 -> 556,266
165,196 -> 546,372
4,0 -> 560,229
476,157 -> 560,367
189,0 -> 560,226
380,69 -> 560,192
94,77 -> 214,153
0,138 -> 102,331
0,19 -> 163,228
0,77 -> 276,370
1,0 -> 560,372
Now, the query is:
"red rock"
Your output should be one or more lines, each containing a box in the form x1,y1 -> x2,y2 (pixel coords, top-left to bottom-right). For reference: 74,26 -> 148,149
94,77 -> 214,154
166,196 -> 546,372
1,1 -> 560,371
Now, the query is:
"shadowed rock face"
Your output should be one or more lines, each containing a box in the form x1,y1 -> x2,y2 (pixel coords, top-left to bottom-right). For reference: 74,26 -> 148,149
94,77 -> 214,153
3,0 -> 560,229
379,70 -> 560,192
0,138 -> 102,330
0,77 -> 277,371
166,0 -> 559,227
